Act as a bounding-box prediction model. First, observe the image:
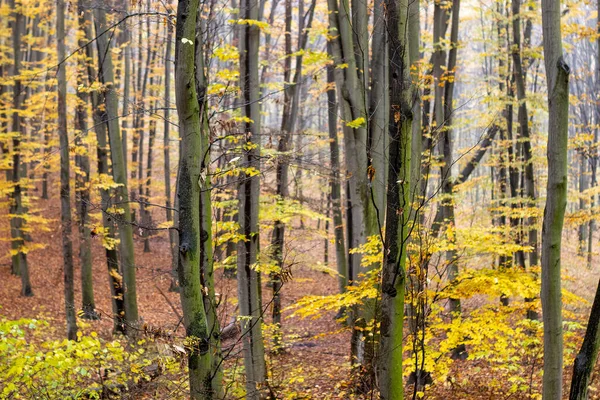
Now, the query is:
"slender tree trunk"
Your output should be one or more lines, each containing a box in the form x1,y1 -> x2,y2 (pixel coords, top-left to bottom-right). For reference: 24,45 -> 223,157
237,0 -> 267,396
541,0 -> 570,396
84,9 -> 126,334
326,60 -> 348,294
9,0 -> 31,296
94,7 -> 139,333
57,0 -> 77,340
76,0 -> 97,320
439,0 -> 465,359
569,277 -> 600,400
163,11 -> 178,292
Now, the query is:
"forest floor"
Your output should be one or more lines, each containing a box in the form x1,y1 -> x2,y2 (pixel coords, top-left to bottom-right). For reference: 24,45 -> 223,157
1,186 -> 600,399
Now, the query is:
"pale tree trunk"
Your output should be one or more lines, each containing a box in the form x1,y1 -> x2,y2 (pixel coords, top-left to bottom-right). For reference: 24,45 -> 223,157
57,0 -> 77,340
541,0 -> 570,396
175,0 -> 219,397
270,0 -> 317,342
9,0 -> 31,296
237,0 -> 266,396
94,7 -> 139,333
368,0 -> 387,225
76,0 -> 97,320
326,56 -> 348,294
121,1 -> 131,178
84,10 -> 126,334
327,0 -> 377,375
379,0 -> 414,397
163,12 -> 179,292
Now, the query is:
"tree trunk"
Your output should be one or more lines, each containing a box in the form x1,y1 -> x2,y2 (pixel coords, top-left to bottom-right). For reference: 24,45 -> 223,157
57,0 -> 77,340
94,7 -> 139,333
326,58 -> 348,294
379,0 -> 414,397
9,0 -> 31,296
541,0 -> 570,395
163,12 -> 178,291
569,277 -> 600,400
237,0 -> 267,396
512,0 -> 538,271
174,1 -> 219,397
84,10 -> 126,334
76,0 -> 97,320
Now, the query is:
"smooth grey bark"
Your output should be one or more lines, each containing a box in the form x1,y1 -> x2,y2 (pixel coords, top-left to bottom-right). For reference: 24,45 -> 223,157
76,0 -> 97,320
120,1 -> 131,178
368,0 -> 387,225
327,0 -> 377,372
94,7 -> 139,333
9,0 -> 31,296
237,0 -> 267,396
57,0 -> 77,340
164,14 -> 179,292
84,9 -> 126,334
541,0 -> 570,396
326,55 -> 348,294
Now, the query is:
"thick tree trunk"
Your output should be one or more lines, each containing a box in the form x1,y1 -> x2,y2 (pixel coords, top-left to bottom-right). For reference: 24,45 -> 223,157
57,0 -> 77,340
541,0 -> 570,396
94,7 -> 139,333
379,0 -> 414,397
175,1 -> 219,397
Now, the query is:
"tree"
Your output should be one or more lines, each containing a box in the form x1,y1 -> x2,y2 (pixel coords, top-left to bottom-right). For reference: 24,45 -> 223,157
174,0 -> 223,397
9,0 -> 31,297
236,0 -> 267,396
75,0 -> 97,320
379,0 -> 415,397
56,0 -> 77,341
94,7 -> 139,333
540,0 -> 570,397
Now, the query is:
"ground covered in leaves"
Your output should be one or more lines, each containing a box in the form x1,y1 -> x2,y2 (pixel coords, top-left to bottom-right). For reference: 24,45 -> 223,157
1,188 -> 600,399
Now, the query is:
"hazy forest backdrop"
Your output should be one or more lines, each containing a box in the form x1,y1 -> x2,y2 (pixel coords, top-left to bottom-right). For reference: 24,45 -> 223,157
1,0 -> 600,399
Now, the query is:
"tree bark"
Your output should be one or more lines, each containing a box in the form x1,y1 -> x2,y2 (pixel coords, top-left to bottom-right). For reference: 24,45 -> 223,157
175,0 -> 218,397
94,7 -> 139,333
237,0 -> 267,396
76,0 -> 97,320
57,0 -> 77,340
379,0 -> 414,397
541,0 -> 570,395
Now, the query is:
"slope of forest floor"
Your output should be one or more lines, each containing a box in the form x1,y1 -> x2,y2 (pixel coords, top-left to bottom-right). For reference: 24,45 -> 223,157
1,188 -> 600,399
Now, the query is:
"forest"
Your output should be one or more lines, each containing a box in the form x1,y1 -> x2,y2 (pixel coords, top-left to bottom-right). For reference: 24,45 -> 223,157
1,0 -> 600,398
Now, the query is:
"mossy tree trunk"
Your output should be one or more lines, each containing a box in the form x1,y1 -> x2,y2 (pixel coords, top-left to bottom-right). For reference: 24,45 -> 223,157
379,0 -> 414,397
540,0 -> 570,396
